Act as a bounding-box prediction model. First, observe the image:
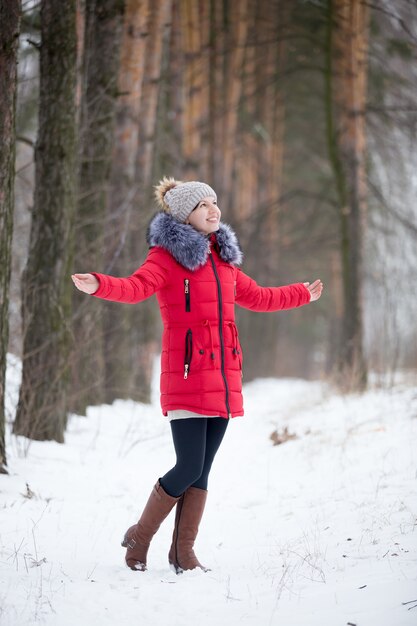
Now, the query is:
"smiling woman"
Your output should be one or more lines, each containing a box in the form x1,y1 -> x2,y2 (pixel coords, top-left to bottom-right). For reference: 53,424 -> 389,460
186,197 -> 221,235
71,176 -> 323,575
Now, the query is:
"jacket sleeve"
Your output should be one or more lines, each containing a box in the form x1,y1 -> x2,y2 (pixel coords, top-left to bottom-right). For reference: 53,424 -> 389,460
235,267 -> 311,312
90,247 -> 170,304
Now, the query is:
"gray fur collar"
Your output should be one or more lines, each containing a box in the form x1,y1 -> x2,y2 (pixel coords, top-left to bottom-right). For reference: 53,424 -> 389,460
146,212 -> 243,271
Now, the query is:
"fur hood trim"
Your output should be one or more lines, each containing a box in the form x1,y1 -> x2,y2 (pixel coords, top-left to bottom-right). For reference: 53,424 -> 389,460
146,212 -> 243,271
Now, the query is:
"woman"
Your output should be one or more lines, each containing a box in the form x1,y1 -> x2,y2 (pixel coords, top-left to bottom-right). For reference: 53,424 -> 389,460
72,177 -> 323,574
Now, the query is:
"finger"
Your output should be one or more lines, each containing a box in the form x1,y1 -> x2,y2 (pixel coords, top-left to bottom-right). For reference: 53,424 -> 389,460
73,273 -> 90,280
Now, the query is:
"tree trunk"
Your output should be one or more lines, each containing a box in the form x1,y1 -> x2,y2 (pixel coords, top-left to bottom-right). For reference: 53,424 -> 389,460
221,0 -> 249,210
13,0 -> 77,442
102,0 -> 170,405
137,0 -> 172,192
242,0 -> 287,381
180,0 -> 210,180
0,0 -> 21,471
102,0 -> 150,404
326,0 -> 369,391
70,0 -> 125,414
129,0 -> 172,402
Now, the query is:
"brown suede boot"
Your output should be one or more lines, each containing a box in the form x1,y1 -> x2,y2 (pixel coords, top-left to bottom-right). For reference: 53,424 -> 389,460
122,480 -> 180,571
168,486 -> 210,574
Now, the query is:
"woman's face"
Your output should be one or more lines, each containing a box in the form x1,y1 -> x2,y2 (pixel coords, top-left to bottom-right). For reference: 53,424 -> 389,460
186,196 -> 221,235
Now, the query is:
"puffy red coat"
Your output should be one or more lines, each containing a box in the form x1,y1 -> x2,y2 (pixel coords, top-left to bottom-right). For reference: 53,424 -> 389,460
91,212 -> 311,419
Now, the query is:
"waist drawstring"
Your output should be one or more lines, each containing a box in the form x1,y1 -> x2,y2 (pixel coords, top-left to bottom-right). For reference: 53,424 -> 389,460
202,319 -> 216,368
227,322 -> 240,359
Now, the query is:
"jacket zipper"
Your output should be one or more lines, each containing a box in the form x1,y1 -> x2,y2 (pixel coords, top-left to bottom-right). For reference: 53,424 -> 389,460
184,279 -> 190,312
208,249 -> 232,418
184,329 -> 192,379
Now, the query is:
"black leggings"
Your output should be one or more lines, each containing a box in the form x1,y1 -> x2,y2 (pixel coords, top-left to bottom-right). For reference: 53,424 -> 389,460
159,417 -> 229,497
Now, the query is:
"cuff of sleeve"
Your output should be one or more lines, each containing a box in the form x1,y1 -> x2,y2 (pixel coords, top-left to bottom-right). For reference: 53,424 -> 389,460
299,283 -> 311,304
90,272 -> 106,297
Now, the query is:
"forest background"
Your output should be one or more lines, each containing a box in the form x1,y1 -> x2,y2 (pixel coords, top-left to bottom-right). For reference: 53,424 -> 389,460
1,0 -> 417,472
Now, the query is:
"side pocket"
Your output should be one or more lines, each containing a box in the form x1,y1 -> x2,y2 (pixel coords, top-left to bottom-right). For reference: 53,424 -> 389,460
184,329 -> 193,379
184,279 -> 190,312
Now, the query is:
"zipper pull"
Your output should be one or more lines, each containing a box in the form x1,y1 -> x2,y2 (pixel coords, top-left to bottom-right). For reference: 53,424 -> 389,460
184,279 -> 189,294
184,364 -> 189,379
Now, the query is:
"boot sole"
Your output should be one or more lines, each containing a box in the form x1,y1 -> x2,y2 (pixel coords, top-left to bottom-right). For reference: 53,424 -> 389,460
169,561 -> 183,575
169,561 -> 210,574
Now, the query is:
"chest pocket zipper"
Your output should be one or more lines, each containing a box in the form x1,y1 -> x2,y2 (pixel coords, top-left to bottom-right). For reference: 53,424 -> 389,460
184,329 -> 193,379
184,279 -> 190,312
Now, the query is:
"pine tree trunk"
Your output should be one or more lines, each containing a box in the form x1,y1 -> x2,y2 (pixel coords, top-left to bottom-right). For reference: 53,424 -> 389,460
326,0 -> 369,391
137,0 -> 172,191
70,0 -> 125,414
234,0 -> 257,228
242,0 -> 287,380
0,0 -> 21,470
221,0 -> 249,209
13,0 -> 77,442
207,0 -> 224,191
102,0 -> 150,404
129,0 -> 172,402
180,0 -> 204,179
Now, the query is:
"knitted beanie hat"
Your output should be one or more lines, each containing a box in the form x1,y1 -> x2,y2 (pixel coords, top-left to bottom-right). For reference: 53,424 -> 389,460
154,177 -> 217,223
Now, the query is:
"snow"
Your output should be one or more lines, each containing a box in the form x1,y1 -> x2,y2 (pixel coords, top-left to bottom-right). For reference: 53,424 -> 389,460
1,355 -> 417,625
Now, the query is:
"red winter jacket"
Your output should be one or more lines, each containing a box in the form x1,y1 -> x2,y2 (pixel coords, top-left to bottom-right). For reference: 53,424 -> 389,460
91,212 -> 311,419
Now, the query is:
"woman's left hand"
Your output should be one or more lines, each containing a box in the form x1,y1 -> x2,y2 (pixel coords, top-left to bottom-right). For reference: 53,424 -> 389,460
303,279 -> 323,302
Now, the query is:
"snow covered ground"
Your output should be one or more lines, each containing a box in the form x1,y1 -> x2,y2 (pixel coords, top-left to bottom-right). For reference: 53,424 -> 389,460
1,354 -> 416,626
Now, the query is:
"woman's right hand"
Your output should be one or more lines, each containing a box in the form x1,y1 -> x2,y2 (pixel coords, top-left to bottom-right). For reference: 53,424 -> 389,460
71,273 -> 99,295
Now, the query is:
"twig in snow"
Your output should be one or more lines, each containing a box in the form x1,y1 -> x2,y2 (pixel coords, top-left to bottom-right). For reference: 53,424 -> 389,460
270,427 -> 298,446
28,556 -> 47,568
86,564 -> 97,580
7,538 -> 25,571
225,575 -> 242,602
402,599 -> 417,610
22,483 -> 36,499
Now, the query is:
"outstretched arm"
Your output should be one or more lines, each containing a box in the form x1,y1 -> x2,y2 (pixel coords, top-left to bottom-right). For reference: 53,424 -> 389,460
71,247 -> 170,304
235,268 -> 323,311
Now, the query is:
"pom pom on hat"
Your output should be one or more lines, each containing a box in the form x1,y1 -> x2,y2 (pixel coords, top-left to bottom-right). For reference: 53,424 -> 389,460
153,177 -> 217,223
154,176 -> 183,212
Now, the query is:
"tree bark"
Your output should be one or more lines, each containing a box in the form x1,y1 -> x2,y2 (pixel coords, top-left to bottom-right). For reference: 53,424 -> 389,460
70,0 -> 125,414
0,0 -> 21,470
180,0 -> 204,179
221,0 -> 249,209
13,0 -> 77,442
326,0 -> 369,391
102,0 -> 149,404
242,0 -> 288,381
129,0 -> 172,402
102,0 -> 172,405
